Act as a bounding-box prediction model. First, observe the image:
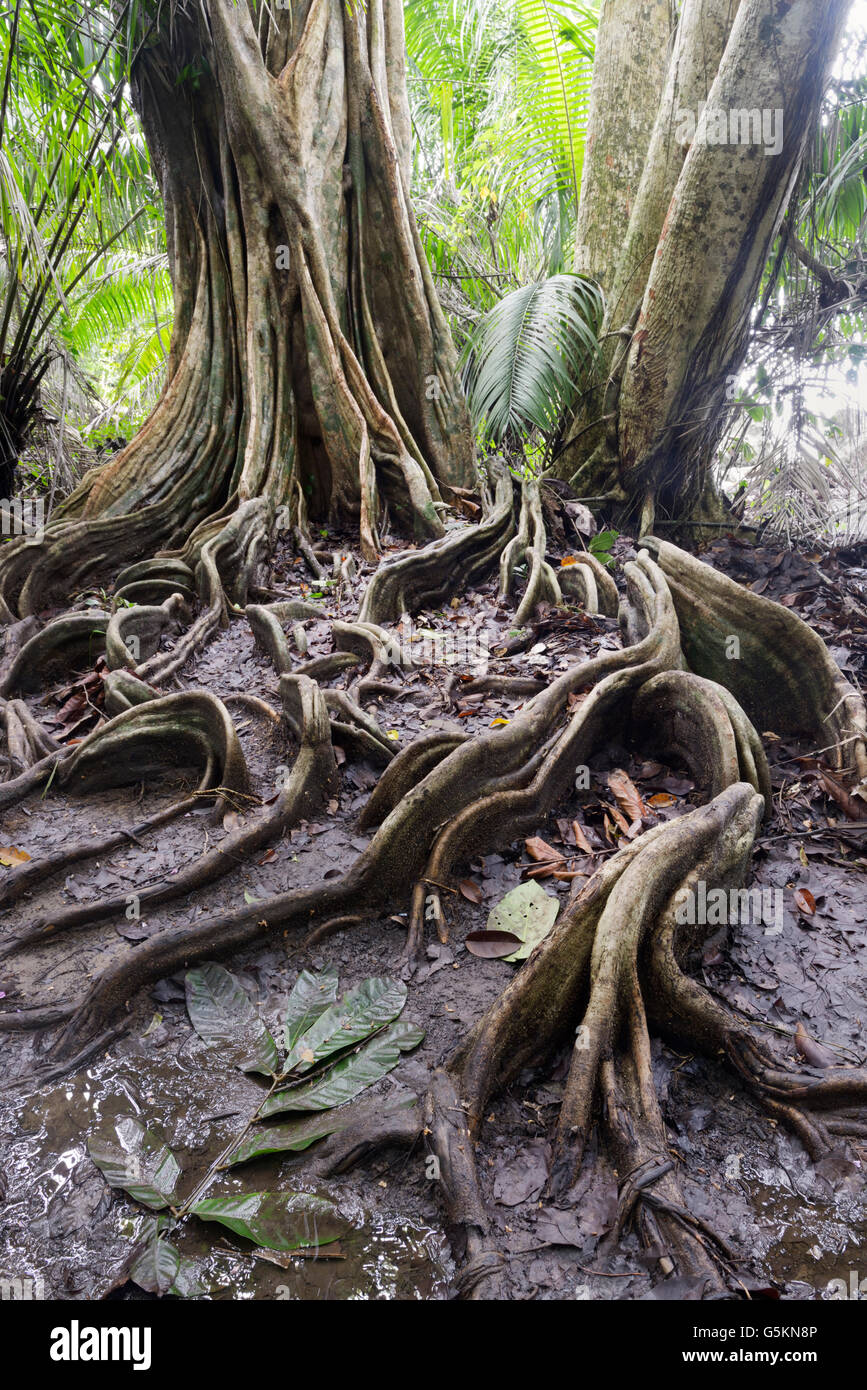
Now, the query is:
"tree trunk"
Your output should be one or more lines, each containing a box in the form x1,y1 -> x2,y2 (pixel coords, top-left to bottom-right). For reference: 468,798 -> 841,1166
556,0 -> 853,528
572,0 -> 673,291
0,0 -> 476,615
4,0 -> 867,1306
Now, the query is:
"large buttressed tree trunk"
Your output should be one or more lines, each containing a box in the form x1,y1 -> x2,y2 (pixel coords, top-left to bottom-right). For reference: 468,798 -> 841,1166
556,0 -> 854,529
0,0 -> 476,617
572,0 -> 673,291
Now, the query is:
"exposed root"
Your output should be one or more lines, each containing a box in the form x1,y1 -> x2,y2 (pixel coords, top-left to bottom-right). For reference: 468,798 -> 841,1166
0,616 -> 40,687
25,550 -> 678,1061
0,677 -> 335,964
558,551 -> 619,617
444,674 -> 546,705
413,785 -> 767,1295
632,669 -> 773,816
58,690 -> 251,796
500,479 -> 564,626
0,748 -> 66,812
601,979 -> 734,1291
553,787 -> 761,1193
113,558 -> 196,608
3,515 -> 866,1302
358,731 -> 468,829
105,593 -> 189,673
135,500 -> 273,686
1,698 -> 62,774
221,693 -> 283,724
0,611 -> 110,698
295,651 -> 363,681
642,537 -> 867,779
423,1068 -> 507,1299
300,1101 -> 422,1177
645,911 -> 867,1162
357,471 -> 514,625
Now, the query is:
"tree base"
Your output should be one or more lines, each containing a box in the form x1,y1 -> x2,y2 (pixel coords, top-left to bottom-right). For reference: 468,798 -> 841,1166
1,485 -> 865,1297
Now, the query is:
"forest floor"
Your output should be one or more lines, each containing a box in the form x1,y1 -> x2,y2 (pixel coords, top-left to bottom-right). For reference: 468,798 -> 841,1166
2,516 -> 867,1301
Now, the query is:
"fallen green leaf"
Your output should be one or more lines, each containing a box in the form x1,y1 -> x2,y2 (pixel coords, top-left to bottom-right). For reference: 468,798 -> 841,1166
185,962 -> 279,1076
227,1096 -> 418,1166
88,1117 -> 180,1210
192,1190 -> 346,1251
263,1020 -> 424,1117
129,1232 -> 181,1295
487,880 -> 559,961
282,975 -> 406,1075
283,966 -> 339,1052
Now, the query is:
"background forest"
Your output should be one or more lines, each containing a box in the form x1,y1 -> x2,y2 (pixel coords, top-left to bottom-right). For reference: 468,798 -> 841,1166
2,0 -> 867,541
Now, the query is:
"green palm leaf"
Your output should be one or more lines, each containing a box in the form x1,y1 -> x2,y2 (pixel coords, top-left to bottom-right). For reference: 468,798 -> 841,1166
462,272 -> 602,441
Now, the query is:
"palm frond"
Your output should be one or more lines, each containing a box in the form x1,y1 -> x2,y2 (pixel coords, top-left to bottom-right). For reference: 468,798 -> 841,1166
462,272 -> 602,442
61,255 -> 171,358
515,0 -> 597,219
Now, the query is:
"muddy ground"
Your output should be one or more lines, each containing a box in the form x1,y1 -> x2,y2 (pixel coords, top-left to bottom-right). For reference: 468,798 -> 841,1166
1,519 -> 866,1301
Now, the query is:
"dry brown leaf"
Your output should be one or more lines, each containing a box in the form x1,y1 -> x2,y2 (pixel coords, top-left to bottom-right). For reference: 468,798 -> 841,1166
600,800 -> 631,837
465,930 -> 523,959
523,862 -> 559,880
0,846 -> 30,866
524,836 -> 564,864
794,1021 -> 836,1069
458,879 -> 483,904
571,819 -> 594,854
607,768 -> 647,822
818,769 -> 867,822
793,887 -> 816,915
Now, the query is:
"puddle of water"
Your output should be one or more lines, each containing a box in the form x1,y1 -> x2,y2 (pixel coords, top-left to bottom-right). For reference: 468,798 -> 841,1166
1,1045 -> 450,1301
738,1159 -> 866,1299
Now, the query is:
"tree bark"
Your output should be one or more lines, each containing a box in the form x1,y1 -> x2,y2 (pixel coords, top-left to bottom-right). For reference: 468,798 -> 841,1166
0,0 -> 476,615
555,0 -> 853,527
3,0 -> 867,1304
573,0 -> 673,291
617,0 -> 854,516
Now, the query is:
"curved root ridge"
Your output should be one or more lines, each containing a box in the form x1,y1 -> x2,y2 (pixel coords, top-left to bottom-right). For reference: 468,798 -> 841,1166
2,501 -> 866,1302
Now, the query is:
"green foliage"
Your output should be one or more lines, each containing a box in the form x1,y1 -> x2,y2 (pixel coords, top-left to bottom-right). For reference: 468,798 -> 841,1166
87,963 -> 424,1297
88,1116 -> 181,1211
192,1191 -> 347,1253
6,0 -> 866,520
462,273 -> 602,447
589,528 -> 618,567
723,21 -> 867,537
406,0 -> 600,348
261,1021 -> 425,1116
185,958 -> 280,1075
0,0 -> 166,485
